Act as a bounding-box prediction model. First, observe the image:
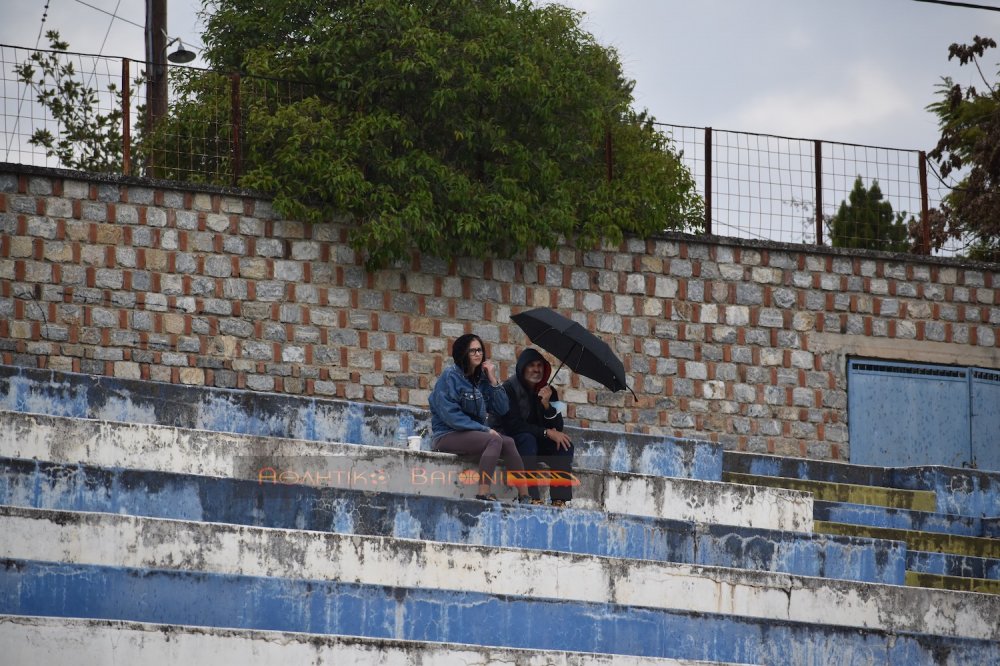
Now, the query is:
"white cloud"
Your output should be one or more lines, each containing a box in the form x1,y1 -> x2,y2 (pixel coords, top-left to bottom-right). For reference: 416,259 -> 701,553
722,63 -> 913,142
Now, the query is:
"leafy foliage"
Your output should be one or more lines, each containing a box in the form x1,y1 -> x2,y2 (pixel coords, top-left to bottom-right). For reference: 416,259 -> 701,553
138,67 -> 240,184
197,0 -> 703,268
829,177 -> 912,253
15,31 -> 125,173
926,35 -> 1000,262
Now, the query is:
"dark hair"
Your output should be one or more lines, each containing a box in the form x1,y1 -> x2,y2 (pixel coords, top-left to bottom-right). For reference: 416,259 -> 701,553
452,333 -> 485,381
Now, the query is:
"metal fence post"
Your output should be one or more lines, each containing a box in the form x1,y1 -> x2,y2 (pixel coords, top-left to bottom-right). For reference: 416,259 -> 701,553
814,140 -> 824,245
122,58 -> 131,177
231,74 -> 242,185
919,150 -> 930,254
704,127 -> 712,235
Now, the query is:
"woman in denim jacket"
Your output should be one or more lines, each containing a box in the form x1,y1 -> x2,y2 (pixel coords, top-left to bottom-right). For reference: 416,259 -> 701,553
429,333 -> 532,503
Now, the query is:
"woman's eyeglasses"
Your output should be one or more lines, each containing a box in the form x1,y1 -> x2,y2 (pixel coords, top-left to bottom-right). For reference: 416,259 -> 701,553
468,348 -> 484,355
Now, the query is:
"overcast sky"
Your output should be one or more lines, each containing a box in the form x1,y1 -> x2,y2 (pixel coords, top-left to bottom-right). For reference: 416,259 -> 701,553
4,0 -> 1000,153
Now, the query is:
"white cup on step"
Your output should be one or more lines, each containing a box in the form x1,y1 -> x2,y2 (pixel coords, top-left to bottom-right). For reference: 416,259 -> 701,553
407,435 -> 422,451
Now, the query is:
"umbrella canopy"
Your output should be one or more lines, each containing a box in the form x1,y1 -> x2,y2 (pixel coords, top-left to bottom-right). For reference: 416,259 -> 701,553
511,307 -> 636,398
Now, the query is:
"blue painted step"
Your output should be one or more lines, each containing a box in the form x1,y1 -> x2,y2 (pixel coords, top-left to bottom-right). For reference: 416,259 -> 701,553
725,451 -> 1000,518
813,501 -> 1000,581
907,549 -> 1000,581
3,558 -> 996,665
0,364 -> 721,480
813,500 -> 985,538
0,457 -> 906,585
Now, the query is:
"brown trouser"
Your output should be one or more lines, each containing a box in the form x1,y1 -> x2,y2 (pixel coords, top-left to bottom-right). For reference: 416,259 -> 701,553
434,429 -> 525,478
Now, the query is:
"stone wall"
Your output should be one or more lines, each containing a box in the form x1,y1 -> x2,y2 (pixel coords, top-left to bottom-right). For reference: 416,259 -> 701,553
1,164 -> 998,461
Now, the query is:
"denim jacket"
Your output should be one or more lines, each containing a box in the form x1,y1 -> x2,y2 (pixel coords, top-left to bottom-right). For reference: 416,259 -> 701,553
428,363 -> 509,442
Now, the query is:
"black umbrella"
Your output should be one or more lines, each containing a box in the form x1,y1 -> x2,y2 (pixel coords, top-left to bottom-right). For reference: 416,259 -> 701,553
511,307 -> 637,399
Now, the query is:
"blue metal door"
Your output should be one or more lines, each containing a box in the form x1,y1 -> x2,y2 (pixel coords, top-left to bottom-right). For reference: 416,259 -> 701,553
971,368 -> 1000,471
848,360 -> 971,468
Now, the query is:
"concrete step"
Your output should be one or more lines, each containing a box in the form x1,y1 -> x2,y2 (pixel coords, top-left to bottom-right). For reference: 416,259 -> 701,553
814,500 -> 985,538
816,520 -> 1000,593
11,557 -> 997,664
2,614 -> 733,666
2,505 -> 997,644
0,456 -> 906,585
0,364 -> 721,480
815,521 -> 1000,560
723,471 -> 936,511
905,572 -> 1000,596
725,450 -> 1000,518
0,508 -> 1000,663
567,427 -> 721,480
0,410 -> 813,532
907,549 -> 1000,582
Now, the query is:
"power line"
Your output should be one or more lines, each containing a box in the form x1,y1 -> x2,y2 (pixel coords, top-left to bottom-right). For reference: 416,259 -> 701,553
71,0 -> 145,29
94,0 -> 125,57
35,0 -> 52,47
70,0 -> 206,50
911,0 -> 1000,11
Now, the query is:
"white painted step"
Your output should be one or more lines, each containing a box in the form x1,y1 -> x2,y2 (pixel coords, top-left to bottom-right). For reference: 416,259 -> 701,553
2,505 -> 996,642
0,615 -> 738,666
0,410 -> 813,531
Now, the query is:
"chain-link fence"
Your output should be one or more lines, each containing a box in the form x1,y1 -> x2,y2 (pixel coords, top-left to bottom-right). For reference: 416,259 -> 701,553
2,42 -> 965,256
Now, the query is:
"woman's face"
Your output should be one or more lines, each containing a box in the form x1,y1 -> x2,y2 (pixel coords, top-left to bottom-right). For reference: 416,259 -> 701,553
466,340 -> 484,369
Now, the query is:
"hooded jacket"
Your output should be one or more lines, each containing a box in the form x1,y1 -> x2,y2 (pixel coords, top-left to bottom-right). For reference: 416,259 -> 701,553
493,348 -> 564,440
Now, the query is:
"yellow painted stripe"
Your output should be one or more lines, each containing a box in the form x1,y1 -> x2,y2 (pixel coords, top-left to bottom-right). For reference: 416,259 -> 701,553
816,521 -> 1000,559
906,571 -> 1000,595
722,472 -> 936,511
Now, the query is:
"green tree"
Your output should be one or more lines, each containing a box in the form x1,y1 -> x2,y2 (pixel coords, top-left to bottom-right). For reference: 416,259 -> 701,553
926,35 -> 1000,262
15,31 -> 125,173
829,177 -> 912,253
191,0 -> 703,268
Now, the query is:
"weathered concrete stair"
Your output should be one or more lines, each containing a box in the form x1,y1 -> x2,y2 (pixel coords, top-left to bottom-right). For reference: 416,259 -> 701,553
4,364 -> 1000,663
0,615 -> 738,666
3,504 -> 999,664
723,453 -> 1000,595
725,450 -> 1000,518
0,410 -> 813,532
722,471 -> 937,512
816,521 -> 1000,594
0,456 -> 908,585
905,571 -> 1000,595
0,364 -> 723,480
813,499 -> 987,537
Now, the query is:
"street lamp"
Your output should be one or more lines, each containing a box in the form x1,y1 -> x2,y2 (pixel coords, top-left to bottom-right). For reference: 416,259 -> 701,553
167,38 -> 196,64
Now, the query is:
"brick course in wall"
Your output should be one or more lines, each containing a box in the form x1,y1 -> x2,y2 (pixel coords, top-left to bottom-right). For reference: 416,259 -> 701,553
1,165 -> 998,461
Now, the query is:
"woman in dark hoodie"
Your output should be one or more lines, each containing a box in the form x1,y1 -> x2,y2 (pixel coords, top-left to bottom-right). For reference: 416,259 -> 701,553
494,348 -> 574,506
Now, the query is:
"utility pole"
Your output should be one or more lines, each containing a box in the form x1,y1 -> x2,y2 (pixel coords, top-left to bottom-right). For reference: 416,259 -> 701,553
145,0 -> 167,131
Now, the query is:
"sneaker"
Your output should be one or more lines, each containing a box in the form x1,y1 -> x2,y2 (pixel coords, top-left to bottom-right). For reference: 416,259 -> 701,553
514,495 -> 538,505
550,499 -> 568,508
475,494 -> 499,502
